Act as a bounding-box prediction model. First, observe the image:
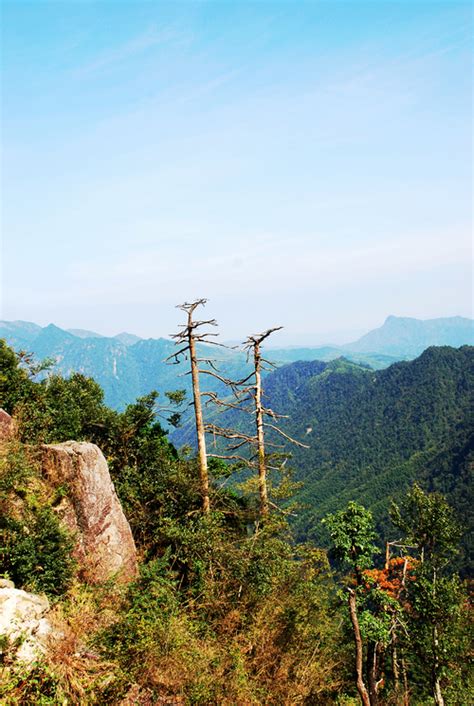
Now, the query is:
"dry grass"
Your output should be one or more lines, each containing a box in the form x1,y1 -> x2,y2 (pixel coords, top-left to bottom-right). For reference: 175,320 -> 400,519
40,582 -> 126,702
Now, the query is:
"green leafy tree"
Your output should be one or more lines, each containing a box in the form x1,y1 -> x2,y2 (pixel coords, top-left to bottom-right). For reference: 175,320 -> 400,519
323,501 -> 378,580
40,373 -> 110,443
0,341 -> 47,430
0,341 -> 114,444
391,484 -> 467,706
323,502 -> 381,705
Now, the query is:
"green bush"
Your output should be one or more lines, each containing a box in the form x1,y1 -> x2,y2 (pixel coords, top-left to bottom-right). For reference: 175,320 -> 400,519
0,662 -> 64,705
0,447 -> 75,597
0,506 -> 75,597
101,557 -> 180,661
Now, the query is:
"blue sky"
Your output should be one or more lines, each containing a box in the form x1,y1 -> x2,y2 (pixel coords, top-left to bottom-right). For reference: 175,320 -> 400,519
1,0 -> 472,343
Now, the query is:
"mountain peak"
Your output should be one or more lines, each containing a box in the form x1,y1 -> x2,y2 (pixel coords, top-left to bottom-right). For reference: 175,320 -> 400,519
43,323 -> 66,332
347,316 -> 474,356
38,323 -> 76,340
114,332 -> 142,346
67,328 -> 104,339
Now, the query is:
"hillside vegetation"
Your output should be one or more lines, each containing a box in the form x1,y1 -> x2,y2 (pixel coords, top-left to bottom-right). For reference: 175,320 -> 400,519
192,347 -> 473,572
0,339 -> 472,704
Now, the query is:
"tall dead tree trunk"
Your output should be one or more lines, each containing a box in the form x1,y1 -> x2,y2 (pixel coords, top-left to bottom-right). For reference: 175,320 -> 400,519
168,299 -> 221,514
200,326 -> 309,519
348,588 -> 371,706
432,625 -> 445,706
253,337 -> 268,516
392,639 -> 400,697
187,311 -> 210,513
366,641 -> 381,706
242,327 -> 308,518
401,657 -> 410,706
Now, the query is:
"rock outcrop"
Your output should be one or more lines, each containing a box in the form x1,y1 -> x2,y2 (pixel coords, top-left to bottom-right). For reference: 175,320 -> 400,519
0,580 -> 51,663
41,441 -> 137,583
0,408 -> 15,440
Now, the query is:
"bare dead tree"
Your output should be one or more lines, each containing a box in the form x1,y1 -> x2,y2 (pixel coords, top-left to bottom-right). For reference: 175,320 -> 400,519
167,299 -> 216,513
246,328 -> 283,516
167,309 -> 308,518
167,299 -> 238,513
205,326 -> 309,518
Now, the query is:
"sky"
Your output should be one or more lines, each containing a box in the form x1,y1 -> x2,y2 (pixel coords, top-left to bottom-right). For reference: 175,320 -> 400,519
1,0 -> 472,344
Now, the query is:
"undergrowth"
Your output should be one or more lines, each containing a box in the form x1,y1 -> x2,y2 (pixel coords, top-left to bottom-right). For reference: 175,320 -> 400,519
0,444 -> 76,597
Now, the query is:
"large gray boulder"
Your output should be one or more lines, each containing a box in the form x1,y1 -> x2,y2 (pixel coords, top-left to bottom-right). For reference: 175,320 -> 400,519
41,441 -> 137,583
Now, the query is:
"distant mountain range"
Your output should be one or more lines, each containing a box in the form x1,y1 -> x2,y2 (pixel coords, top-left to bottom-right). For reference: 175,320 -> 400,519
344,315 -> 474,356
0,315 -> 472,410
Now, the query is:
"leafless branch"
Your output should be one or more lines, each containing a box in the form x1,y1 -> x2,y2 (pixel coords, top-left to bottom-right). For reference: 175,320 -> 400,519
189,319 -> 218,328
227,439 -> 254,451
176,298 -> 208,312
243,326 -> 283,347
204,423 -> 255,443
207,454 -> 250,463
260,357 -> 278,368
268,500 -> 298,517
262,406 -> 288,419
165,345 -> 190,363
263,422 -> 310,448
199,368 -> 241,391
201,391 -> 252,413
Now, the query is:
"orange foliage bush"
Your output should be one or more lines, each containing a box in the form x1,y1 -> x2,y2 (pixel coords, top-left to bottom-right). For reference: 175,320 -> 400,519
362,556 -> 418,598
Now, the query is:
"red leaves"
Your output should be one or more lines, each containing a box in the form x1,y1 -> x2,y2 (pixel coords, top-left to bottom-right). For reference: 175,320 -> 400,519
362,557 -> 418,598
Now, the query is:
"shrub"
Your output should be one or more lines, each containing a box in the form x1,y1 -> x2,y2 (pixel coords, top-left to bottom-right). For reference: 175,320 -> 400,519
0,445 -> 75,597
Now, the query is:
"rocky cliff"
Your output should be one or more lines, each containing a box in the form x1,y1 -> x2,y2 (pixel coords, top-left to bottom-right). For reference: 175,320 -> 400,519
41,441 -> 137,583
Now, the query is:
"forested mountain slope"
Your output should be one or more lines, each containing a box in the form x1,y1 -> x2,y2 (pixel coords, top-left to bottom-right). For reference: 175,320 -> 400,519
273,348 -> 472,554
197,347 -> 473,568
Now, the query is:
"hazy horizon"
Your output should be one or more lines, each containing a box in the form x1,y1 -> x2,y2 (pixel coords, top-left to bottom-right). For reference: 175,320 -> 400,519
1,1 -> 472,341
1,311 -> 472,349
